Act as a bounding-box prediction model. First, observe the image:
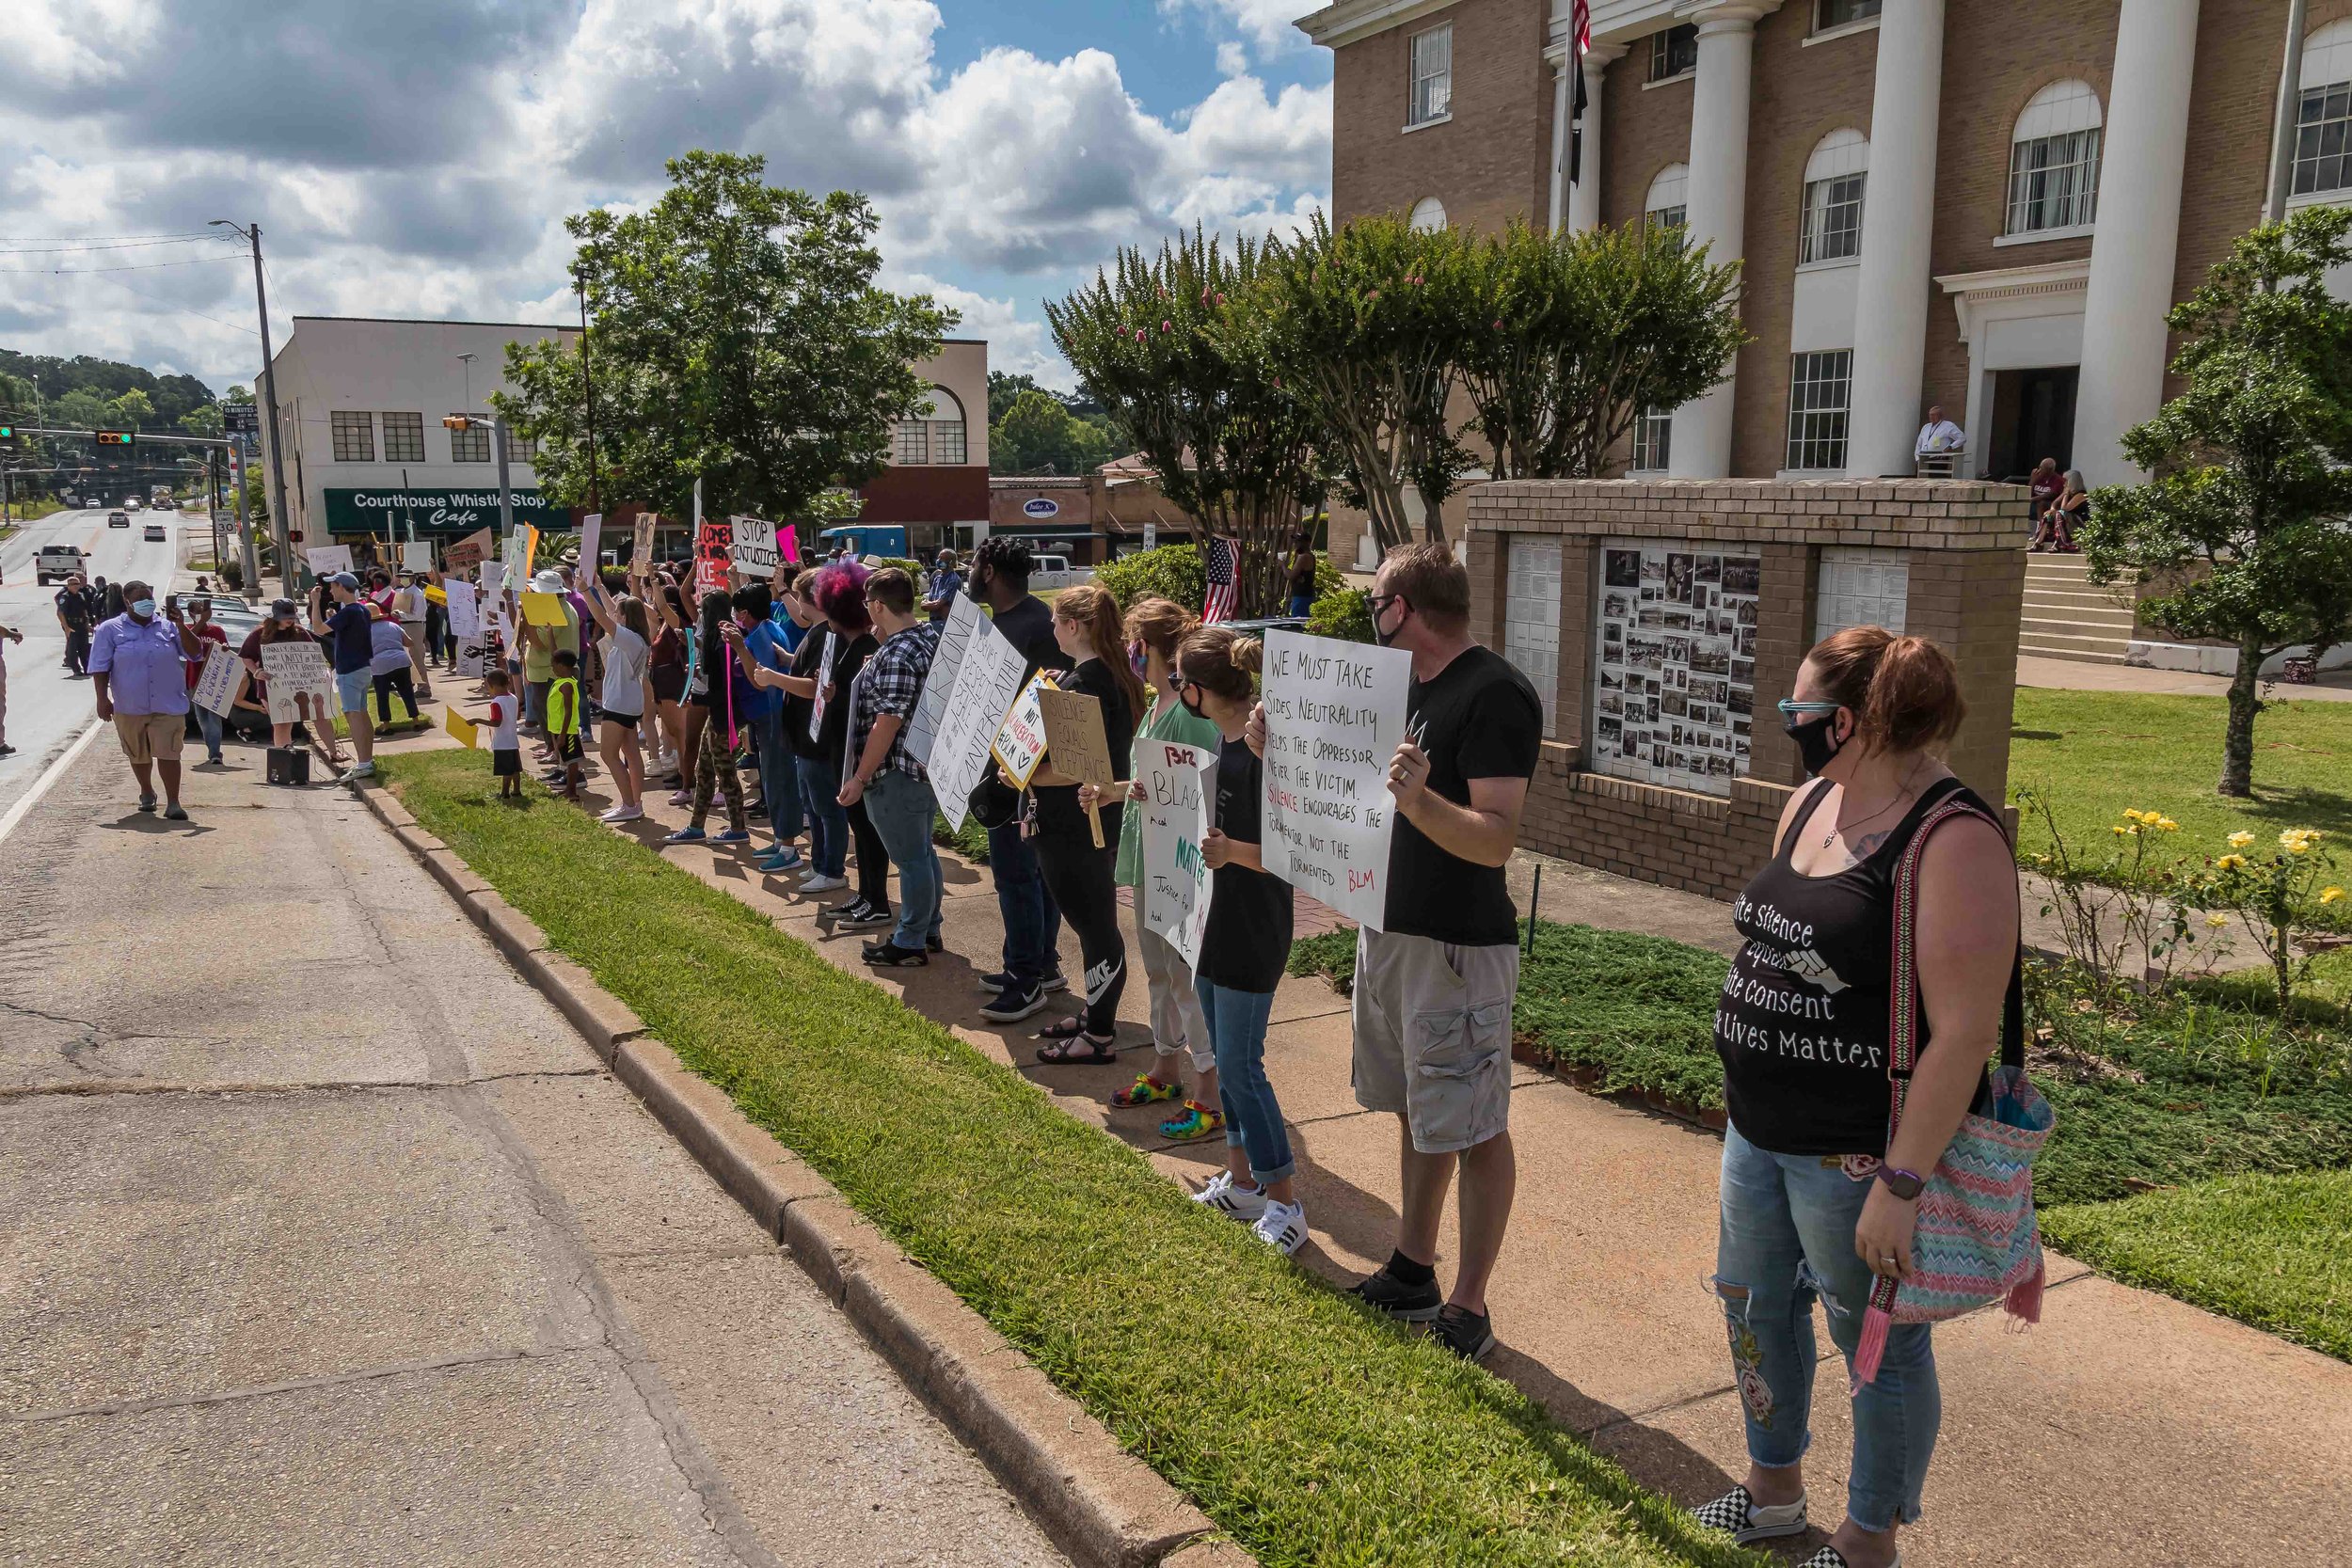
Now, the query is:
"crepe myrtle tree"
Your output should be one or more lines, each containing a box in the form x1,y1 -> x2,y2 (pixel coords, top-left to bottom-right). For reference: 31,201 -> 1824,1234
2084,205 -> 2352,799
1049,227 -> 1324,615
1225,212 -> 1479,556
1457,219 -> 1746,480
499,150 -> 954,523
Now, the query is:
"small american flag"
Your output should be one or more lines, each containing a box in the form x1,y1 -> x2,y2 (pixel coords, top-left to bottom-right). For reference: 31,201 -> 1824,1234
1568,0 -> 1592,187
1202,535 -> 1238,623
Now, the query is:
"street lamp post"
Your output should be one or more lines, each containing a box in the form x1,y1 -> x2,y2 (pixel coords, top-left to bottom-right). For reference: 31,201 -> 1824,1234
211,219 -> 296,594
444,413 -> 516,564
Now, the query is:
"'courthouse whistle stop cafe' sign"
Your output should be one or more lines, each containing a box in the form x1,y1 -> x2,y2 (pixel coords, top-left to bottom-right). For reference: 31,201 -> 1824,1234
322,487 -> 570,535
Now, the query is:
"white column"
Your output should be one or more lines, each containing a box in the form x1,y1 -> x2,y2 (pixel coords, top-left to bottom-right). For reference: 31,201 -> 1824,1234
2074,0 -> 2201,486
1668,5 -> 1774,478
1565,44 -> 1625,234
1843,0 -> 1947,479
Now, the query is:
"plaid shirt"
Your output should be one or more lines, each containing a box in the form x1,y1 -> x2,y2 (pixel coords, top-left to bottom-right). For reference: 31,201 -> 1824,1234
849,619 -> 942,782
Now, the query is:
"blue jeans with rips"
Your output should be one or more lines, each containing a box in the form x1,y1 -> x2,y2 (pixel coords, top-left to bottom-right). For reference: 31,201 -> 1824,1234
1715,1123 -> 1942,1534
987,819 -> 1061,990
864,769 -> 943,952
1194,978 -> 1292,1185
796,752 -> 848,876
751,709 -> 800,846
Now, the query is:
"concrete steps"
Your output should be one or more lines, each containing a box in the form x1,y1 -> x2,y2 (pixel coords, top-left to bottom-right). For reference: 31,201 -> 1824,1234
2019,553 -> 2136,664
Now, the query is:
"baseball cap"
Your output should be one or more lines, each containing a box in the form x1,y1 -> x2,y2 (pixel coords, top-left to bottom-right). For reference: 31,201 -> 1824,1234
330,571 -> 360,590
270,598 -> 298,620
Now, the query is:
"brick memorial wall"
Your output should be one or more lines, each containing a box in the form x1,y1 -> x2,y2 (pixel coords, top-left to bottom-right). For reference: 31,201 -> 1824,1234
1469,480 -> 2031,901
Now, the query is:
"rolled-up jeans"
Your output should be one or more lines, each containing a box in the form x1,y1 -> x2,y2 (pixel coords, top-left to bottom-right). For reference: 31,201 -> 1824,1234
987,819 -> 1061,989
1715,1123 -> 1941,1533
751,708 -> 800,845
1195,978 -> 1291,1185
865,769 -> 943,952
796,752 -> 849,876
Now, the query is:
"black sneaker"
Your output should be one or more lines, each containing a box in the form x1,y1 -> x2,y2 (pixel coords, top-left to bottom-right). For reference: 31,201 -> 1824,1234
835,901 -> 892,930
977,968 -> 1067,994
1344,1266 -> 1442,1323
863,941 -> 929,968
926,933 -> 945,954
1042,969 -> 1070,993
979,984 -> 1048,1023
1432,1302 -> 1497,1361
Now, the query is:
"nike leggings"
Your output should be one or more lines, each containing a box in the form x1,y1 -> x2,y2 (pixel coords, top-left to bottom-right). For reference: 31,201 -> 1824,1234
1033,829 -> 1126,1037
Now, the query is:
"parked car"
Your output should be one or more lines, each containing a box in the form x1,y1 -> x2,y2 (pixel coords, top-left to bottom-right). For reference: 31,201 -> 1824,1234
1029,554 -> 1094,591
36,544 -> 89,585
108,510 -> 130,528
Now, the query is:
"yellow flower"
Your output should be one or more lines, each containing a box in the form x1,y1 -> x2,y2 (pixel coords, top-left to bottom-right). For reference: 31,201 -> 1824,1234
2156,817 -> 2180,832
2228,831 -> 2255,848
2288,840 -> 2313,856
2216,854 -> 2247,871
2324,887 -> 2347,906
2113,825 -> 2134,837
2206,913 -> 2232,928
2122,809 -> 2146,823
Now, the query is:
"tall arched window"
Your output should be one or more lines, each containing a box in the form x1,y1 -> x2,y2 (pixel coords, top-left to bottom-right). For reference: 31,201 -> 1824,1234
2007,80 -> 2102,235
1645,164 -> 1689,233
2293,21 -> 2352,200
1408,196 -> 1447,231
1799,129 -> 1869,264
894,387 -> 967,466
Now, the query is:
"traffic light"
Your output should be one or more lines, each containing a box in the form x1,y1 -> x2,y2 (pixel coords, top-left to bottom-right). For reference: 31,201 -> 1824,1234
0,424 -> 14,445
441,415 -> 474,431
94,430 -> 135,446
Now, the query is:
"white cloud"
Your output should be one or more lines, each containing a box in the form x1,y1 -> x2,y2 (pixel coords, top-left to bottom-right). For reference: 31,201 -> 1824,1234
1161,0 -> 1316,57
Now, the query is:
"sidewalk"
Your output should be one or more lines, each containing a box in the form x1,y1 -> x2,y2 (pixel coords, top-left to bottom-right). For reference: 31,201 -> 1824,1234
375,695 -> 2352,1568
0,736 -> 1065,1567
2020,653 -> 2352,702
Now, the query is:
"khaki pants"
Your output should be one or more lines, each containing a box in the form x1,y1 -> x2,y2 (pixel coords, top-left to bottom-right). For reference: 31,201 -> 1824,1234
1350,927 -> 1518,1154
1136,924 -> 1214,1073
113,710 -> 185,767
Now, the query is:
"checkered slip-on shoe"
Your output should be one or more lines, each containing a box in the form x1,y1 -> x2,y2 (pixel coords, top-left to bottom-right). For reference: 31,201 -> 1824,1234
1794,1547 -> 1900,1568
1692,1486 -> 1808,1544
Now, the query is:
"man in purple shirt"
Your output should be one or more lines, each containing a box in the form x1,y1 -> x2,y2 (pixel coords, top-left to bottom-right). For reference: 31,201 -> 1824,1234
88,578 -> 204,819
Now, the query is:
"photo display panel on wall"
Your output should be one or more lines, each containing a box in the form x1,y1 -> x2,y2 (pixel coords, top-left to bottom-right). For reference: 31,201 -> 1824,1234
1593,539 -> 1758,798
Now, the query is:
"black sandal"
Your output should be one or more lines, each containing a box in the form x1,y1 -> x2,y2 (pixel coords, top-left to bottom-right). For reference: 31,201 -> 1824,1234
1034,1026 -> 1117,1066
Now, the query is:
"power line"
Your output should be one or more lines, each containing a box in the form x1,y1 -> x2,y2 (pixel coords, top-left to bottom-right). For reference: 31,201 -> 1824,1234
87,268 -> 262,338
0,230 -> 217,245
0,254 -> 246,276
0,235 -> 233,256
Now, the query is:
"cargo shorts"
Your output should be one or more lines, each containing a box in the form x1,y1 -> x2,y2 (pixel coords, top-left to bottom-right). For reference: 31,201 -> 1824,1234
1350,927 -> 1519,1154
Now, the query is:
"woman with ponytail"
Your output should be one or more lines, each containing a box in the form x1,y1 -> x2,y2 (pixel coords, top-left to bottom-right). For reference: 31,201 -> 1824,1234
1697,626 -> 2021,1568
1089,597 -> 1225,1139
1173,626 -> 1304,1255
1025,582 -> 1141,1062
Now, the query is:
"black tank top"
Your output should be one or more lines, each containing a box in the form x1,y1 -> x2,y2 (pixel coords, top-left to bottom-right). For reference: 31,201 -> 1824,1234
1714,775 -> 1993,1157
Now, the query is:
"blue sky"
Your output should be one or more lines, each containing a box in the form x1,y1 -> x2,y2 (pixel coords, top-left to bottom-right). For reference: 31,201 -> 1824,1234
0,0 -> 1338,396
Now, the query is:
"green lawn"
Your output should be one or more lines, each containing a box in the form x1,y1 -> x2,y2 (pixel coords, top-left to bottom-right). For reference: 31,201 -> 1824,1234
2009,688 -> 2352,860
384,748 -> 1758,1568
2042,1171 -> 2352,1363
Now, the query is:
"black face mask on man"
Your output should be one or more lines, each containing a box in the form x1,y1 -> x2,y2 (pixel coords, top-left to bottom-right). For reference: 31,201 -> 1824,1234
1372,594 -> 1410,648
1784,710 -> 1849,777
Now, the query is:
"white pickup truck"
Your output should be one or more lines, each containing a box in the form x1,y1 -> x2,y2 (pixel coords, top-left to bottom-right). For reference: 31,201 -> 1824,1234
36,544 -> 90,586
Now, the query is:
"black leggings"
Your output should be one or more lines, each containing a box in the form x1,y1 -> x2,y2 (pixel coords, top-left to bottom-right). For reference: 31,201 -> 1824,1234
848,797 -> 891,911
1033,830 -> 1125,1037
373,666 -> 418,722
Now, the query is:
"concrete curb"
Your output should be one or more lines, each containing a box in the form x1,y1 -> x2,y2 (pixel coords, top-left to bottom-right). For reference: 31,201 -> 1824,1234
350,774 -> 1237,1568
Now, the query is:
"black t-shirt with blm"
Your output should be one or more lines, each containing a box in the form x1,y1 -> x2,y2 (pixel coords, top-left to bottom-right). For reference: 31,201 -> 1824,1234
1031,657 -> 1135,845
1384,644 -> 1544,946
783,629 -> 828,760
991,594 -> 1067,681
1197,737 -> 1293,993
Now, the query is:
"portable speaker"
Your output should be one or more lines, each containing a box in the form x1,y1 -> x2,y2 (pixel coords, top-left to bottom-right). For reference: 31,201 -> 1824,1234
266,746 -> 310,786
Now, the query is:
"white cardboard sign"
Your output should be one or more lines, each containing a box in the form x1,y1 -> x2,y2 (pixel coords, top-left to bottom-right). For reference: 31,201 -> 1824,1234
1258,628 -> 1411,930
991,670 -> 1055,789
192,644 -> 243,718
579,513 -> 603,572
305,545 -> 353,578
259,640 -> 339,728
1139,739 -> 1216,968
444,580 -> 479,639
924,618 -> 1030,832
730,514 -> 780,575
400,540 -> 432,573
905,592 -> 980,768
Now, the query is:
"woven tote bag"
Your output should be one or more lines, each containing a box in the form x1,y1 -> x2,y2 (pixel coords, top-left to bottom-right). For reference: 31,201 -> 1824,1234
1852,796 -> 2054,1388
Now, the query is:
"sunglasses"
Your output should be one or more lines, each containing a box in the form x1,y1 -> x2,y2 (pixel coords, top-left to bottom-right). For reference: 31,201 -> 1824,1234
1774,700 -> 1843,721
1368,592 -> 1409,619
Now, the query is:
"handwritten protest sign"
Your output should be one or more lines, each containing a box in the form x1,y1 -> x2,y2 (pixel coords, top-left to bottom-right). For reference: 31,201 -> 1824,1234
400,540 -> 432,573
445,708 -> 479,749
259,640 -> 337,729
694,519 -> 732,593
192,644 -> 243,719
579,513 -> 603,571
631,514 -> 658,573
456,636 -> 487,680
992,671 -> 1057,789
924,619 -> 1029,831
905,592 -> 979,768
444,580 -> 479,639
445,528 -> 492,569
1140,740 -> 1215,967
1259,628 -> 1411,930
520,592 -> 567,629
776,524 -> 800,565
305,545 -> 353,578
1038,687 -> 1116,847
730,515 -> 781,575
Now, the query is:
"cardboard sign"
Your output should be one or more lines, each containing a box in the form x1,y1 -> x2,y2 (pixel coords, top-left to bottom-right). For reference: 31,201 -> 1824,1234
1139,740 -> 1216,968
991,671 -> 1057,789
445,527 -> 493,569
1038,686 -> 1117,847
443,580 -> 479,639
805,630 -> 837,744
1258,628 -> 1412,930
905,592 -> 980,768
776,524 -> 800,565
579,513 -> 604,572
192,644 -> 244,719
456,636 -> 488,680
694,519 -> 733,594
400,540 -> 433,573
521,524 -> 540,578
305,545 -> 353,578
632,514 -> 658,574
520,592 -> 568,629
445,708 -> 479,749
730,515 -> 780,575
259,640 -> 337,728
924,619 -> 1030,832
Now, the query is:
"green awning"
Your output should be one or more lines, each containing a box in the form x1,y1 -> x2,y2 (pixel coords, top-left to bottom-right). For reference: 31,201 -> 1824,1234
323,487 -> 569,534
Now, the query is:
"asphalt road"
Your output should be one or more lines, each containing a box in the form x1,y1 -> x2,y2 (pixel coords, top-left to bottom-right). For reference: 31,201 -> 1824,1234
0,504 -> 186,822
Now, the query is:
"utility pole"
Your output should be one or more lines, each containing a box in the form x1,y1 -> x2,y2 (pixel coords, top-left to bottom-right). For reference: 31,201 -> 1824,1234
574,266 -> 603,513
214,219 -> 296,593
2267,0 -> 2312,226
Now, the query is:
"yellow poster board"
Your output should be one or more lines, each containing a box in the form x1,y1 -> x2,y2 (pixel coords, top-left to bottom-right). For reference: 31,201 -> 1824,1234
445,708 -> 479,749
520,592 -> 568,628
990,672 -> 1057,788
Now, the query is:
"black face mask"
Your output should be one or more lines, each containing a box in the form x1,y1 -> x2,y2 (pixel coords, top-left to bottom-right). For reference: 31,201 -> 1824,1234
1178,687 -> 1205,718
1373,599 -> 1407,647
1785,712 -> 1848,777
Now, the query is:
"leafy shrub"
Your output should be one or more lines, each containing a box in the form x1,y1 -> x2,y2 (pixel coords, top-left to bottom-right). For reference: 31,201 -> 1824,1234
1098,542 -> 1348,621
1309,586 -> 1374,643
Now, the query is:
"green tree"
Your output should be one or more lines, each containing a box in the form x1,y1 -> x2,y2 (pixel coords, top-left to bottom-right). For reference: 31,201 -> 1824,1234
1049,228 -> 1322,614
1457,219 -> 1745,479
179,402 -> 224,437
52,388 -> 109,431
498,150 -> 955,520
991,388 -> 1116,475
1224,213 -> 1479,556
2085,206 -> 2352,797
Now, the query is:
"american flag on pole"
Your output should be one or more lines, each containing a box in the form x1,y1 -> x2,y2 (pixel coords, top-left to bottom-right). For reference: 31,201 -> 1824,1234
1568,0 -> 1592,188
1202,535 -> 1239,623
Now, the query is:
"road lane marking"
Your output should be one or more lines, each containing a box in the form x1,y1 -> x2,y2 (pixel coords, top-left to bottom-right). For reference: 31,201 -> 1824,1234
0,715 -> 103,850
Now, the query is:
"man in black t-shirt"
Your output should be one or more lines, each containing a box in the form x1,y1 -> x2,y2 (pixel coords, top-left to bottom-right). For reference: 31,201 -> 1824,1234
968,536 -> 1073,1021
1345,542 -> 1542,1361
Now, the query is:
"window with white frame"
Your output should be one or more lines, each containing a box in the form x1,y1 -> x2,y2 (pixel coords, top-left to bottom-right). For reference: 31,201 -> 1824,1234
1785,350 -> 1852,472
2292,22 -> 2352,199
330,410 -> 373,463
502,426 -> 538,464
1632,406 -> 1673,472
1408,197 -> 1448,231
1408,24 -> 1453,126
1645,164 -> 1689,236
894,388 -> 966,466
380,411 -> 424,463
1503,537 -> 1562,737
2007,80 -> 2103,235
1798,129 -> 1868,265
1814,546 -> 1910,639
450,421 -> 490,463
1649,24 -> 1697,83
1591,540 -> 1758,796
1815,0 -> 1881,31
